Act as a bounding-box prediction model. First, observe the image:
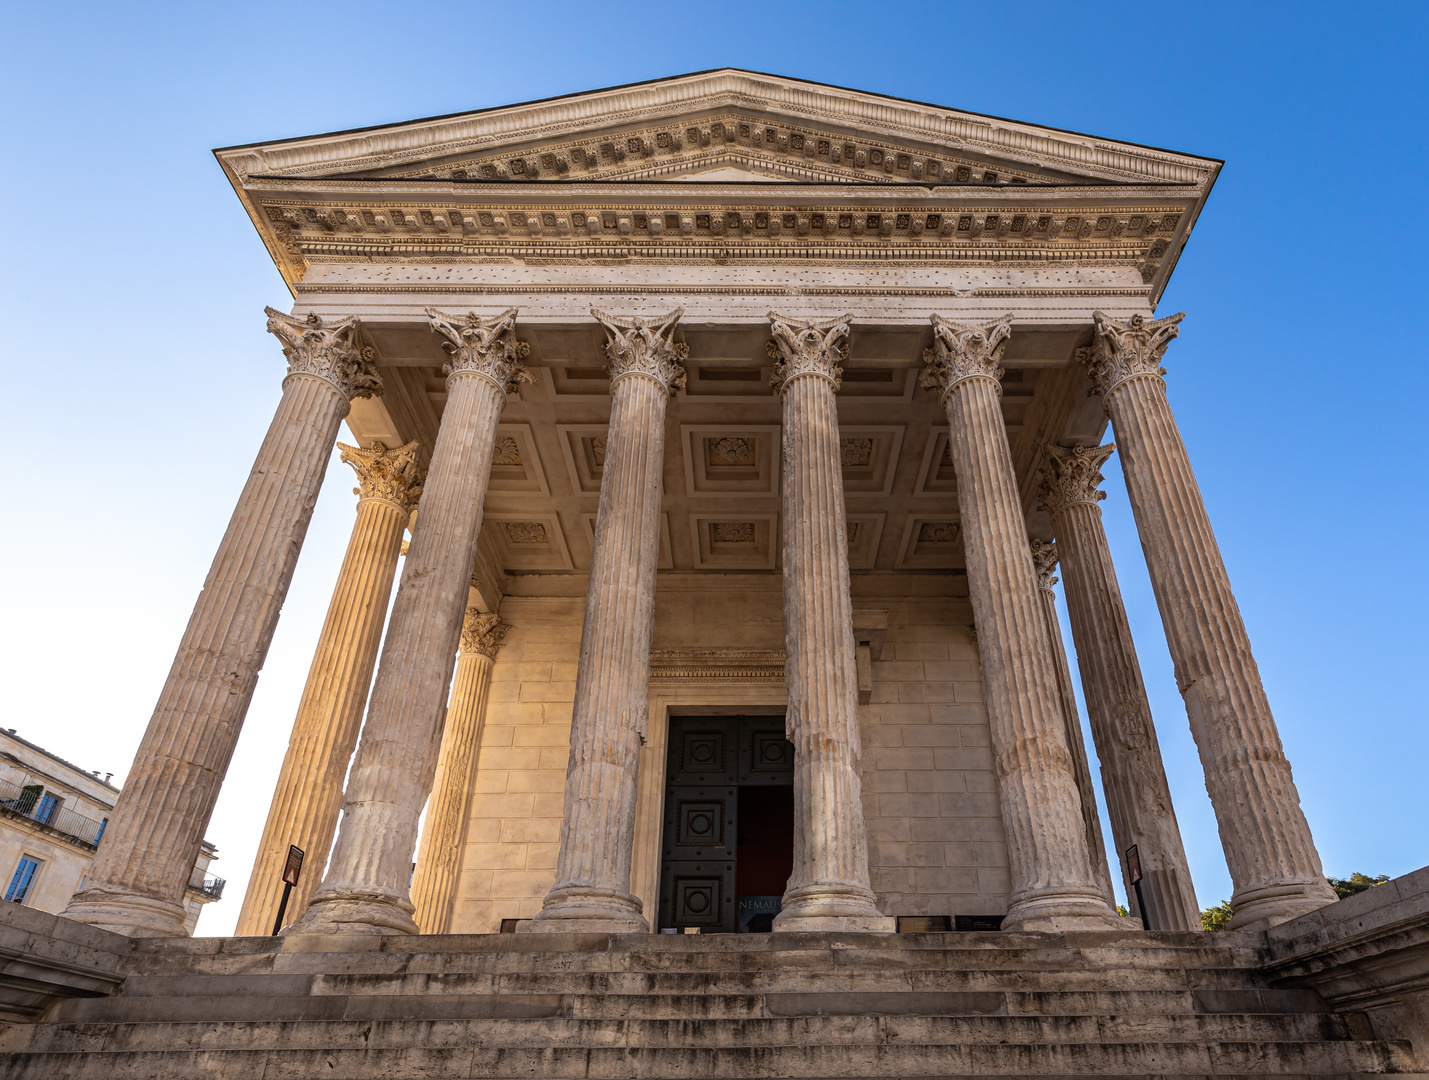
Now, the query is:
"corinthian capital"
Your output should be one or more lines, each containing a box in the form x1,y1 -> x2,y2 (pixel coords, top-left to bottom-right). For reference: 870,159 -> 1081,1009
339,439 -> 425,512
591,306 -> 688,394
1084,310 -> 1185,398
426,308 -> 533,393
919,314 -> 1014,400
1038,442 -> 1116,518
766,312 -> 852,393
460,608 -> 510,658
1029,538 -> 1059,593
265,308 -> 383,400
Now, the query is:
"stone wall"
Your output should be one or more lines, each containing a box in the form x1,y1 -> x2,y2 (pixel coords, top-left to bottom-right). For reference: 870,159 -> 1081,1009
449,571 -> 1007,932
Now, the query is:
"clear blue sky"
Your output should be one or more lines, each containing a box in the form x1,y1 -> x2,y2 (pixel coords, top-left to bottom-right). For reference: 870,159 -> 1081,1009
2,1 -> 1425,934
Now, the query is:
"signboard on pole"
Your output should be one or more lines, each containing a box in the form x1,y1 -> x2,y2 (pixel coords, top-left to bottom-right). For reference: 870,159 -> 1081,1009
282,845 -> 305,887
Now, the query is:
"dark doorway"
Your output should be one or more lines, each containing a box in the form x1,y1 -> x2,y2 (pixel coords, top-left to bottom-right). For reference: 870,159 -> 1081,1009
658,715 -> 794,933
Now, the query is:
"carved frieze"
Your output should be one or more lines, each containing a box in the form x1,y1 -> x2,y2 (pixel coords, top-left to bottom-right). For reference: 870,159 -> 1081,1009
264,308 -> 382,400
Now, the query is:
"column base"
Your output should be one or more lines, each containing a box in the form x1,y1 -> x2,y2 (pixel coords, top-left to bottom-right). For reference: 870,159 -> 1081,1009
774,883 -> 893,932
1227,877 -> 1338,931
524,885 -> 649,934
61,887 -> 190,938
285,888 -> 419,936
1002,887 -> 1127,932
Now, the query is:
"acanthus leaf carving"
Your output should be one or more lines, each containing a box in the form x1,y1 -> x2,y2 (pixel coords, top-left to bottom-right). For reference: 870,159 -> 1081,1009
1029,537 -> 1059,593
426,307 -> 533,394
1038,442 -> 1116,518
1084,310 -> 1185,400
460,608 -> 510,658
339,439 -> 425,512
590,306 -> 688,393
264,308 -> 383,401
766,311 -> 852,393
919,313 -> 1013,401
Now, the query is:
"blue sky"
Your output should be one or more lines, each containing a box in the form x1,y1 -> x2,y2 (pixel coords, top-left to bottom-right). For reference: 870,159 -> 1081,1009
2,1 -> 1425,934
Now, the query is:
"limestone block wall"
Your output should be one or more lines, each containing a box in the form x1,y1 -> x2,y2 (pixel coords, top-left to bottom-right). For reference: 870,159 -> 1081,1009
449,572 -> 1008,932
853,577 -> 1010,919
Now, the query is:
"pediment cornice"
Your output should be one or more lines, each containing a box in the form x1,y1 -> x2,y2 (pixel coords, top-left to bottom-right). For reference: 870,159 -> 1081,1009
216,70 -> 1218,190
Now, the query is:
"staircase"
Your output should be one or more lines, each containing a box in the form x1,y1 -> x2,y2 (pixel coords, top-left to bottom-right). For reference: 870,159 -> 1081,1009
0,929 -> 1421,1078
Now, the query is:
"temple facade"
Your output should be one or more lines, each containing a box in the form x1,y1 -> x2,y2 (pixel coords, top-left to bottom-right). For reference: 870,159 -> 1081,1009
59,69 -> 1342,944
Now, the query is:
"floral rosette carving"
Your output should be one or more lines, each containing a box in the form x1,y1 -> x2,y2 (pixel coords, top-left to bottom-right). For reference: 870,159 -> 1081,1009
1038,442 -> 1116,517
1029,537 -> 1060,593
426,308 -> 534,393
1084,310 -> 1185,399
339,439 -> 425,512
591,306 -> 688,393
919,313 -> 1013,400
265,307 -> 383,400
766,312 -> 852,393
460,609 -> 510,658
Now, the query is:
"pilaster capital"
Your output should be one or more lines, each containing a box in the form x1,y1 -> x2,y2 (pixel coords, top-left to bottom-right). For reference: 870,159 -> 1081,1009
1084,310 -> 1185,399
591,306 -> 688,394
766,312 -> 852,393
460,608 -> 510,658
1038,442 -> 1116,517
919,314 -> 1013,401
1029,538 -> 1059,594
339,439 -> 425,512
265,308 -> 383,400
426,308 -> 533,393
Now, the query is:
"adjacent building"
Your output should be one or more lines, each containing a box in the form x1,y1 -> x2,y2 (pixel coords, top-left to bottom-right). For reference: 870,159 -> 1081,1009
0,728 -> 222,933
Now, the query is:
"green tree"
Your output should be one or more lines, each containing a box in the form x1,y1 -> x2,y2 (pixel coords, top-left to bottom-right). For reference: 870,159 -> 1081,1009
1327,873 -> 1389,899
1200,901 -> 1234,932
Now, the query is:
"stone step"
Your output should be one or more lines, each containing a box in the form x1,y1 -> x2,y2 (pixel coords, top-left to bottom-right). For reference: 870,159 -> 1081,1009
0,1012 -> 1370,1053
0,1036 -> 1416,1078
43,987 -> 1334,1026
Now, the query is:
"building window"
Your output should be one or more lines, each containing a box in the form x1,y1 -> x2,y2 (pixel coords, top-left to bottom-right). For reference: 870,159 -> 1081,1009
95,818 -> 108,844
6,856 -> 41,904
34,793 -> 60,825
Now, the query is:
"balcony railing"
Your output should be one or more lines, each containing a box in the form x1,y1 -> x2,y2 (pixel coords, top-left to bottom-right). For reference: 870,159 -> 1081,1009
192,873 -> 226,901
0,775 -> 106,846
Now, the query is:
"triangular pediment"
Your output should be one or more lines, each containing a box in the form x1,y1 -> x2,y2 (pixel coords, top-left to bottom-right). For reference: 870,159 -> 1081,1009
217,69 -> 1218,190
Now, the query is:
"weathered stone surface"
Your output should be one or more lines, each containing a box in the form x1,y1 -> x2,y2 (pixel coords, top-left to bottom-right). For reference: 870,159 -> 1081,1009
62,310 -> 379,938
291,309 -> 527,936
410,610 -> 505,933
921,315 -> 1119,932
768,312 -> 892,932
529,309 -> 685,933
1038,444 -> 1199,932
237,441 -> 423,937
1086,312 -> 1337,930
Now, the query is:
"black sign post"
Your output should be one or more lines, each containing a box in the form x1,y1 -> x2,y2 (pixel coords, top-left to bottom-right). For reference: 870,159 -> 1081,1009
271,845 -> 305,936
1126,845 -> 1150,931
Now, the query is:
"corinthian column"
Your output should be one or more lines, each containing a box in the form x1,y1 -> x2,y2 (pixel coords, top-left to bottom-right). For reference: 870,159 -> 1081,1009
921,314 -> 1118,931
1039,443 -> 1198,931
529,308 -> 686,933
411,608 -> 507,934
63,310 -> 380,937
767,313 -> 892,932
235,441 -> 423,936
1028,539 -> 1117,910
1086,312 -> 1335,929
291,309 -> 529,935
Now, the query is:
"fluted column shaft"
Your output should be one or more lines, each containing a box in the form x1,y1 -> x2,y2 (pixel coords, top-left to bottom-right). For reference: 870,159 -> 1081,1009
1049,495 -> 1199,931
767,313 -> 890,932
1091,314 -> 1333,929
292,308 -> 526,935
1029,546 -> 1116,910
533,307 -> 685,932
923,314 -> 1119,931
235,442 -> 419,937
411,612 -> 501,933
64,310 -> 377,937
